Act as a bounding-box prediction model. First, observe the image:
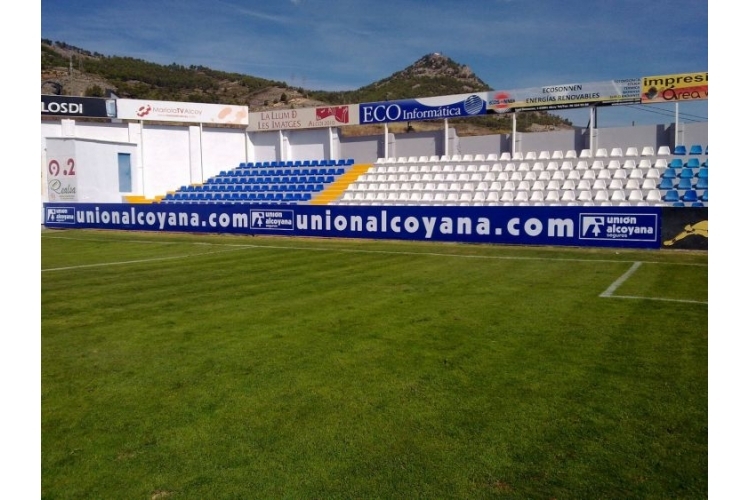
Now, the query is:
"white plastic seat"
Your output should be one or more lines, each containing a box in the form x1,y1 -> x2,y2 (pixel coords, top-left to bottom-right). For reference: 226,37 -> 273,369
486,191 -> 500,203
560,161 -> 574,170
552,150 -> 564,159
532,161 -> 545,171
645,189 -> 662,202
613,169 -> 628,180
607,160 -> 621,170
472,191 -> 486,203
595,148 -> 609,158
524,151 -> 537,160
552,171 -> 566,181
561,190 -> 577,202
504,162 -> 516,172
486,153 -> 499,161
565,150 -> 578,159
538,151 -> 551,160
628,169 -> 644,180
518,162 -> 531,172
608,179 -> 624,191
623,160 -> 637,170
514,191 -> 529,202
502,181 -> 516,191
625,147 -> 639,157
657,146 -> 671,156
641,146 -> 655,156
592,190 -> 608,203
575,160 -> 589,170
546,180 -> 561,191
510,172 -> 524,182
546,161 -> 560,171
627,190 -> 643,202
500,152 -> 512,161
645,168 -> 661,179
579,149 -> 592,158
561,180 -> 577,191
610,190 -> 627,202
592,179 -> 608,191
582,170 -> 597,181
642,178 -> 657,190
545,190 -> 561,202
591,160 -> 605,170
530,191 -> 545,203
567,170 -> 581,181
638,159 -> 653,169
537,171 -> 551,181
596,169 -> 611,180
577,190 -> 593,202
610,148 -> 623,157
531,180 -> 546,191
523,171 -> 537,182
516,181 -> 531,192
500,191 -> 515,202
577,180 -> 592,191
625,179 -> 641,191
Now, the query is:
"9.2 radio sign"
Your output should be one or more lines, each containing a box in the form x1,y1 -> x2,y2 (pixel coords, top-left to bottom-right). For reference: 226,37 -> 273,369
47,157 -> 78,202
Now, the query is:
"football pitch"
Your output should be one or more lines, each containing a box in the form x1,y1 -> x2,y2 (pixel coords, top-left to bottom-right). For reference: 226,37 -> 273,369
41,229 -> 708,499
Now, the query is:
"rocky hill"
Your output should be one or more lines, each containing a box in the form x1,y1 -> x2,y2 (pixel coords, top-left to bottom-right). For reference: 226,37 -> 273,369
41,40 -> 573,136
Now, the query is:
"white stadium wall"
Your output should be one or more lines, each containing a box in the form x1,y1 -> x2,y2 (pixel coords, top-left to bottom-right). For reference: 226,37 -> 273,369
41,117 -> 708,205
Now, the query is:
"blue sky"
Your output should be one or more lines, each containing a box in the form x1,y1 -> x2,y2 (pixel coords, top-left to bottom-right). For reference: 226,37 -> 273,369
40,0 -> 709,127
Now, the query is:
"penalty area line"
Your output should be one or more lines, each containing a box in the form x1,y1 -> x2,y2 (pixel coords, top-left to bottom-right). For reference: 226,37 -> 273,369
599,261 -> 708,305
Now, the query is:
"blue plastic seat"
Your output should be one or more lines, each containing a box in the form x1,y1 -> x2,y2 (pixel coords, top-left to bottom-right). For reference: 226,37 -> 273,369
689,144 -> 703,155
679,168 -> 694,179
673,145 -> 687,155
701,190 -> 708,202
668,158 -> 684,168
663,190 -> 680,203
695,177 -> 708,190
658,178 -> 675,190
663,168 -> 678,179
677,177 -> 694,190
682,190 -> 698,203
685,158 -> 701,168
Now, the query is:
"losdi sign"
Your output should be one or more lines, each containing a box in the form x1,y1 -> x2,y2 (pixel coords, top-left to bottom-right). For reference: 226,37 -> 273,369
360,93 -> 487,124
41,95 -> 117,118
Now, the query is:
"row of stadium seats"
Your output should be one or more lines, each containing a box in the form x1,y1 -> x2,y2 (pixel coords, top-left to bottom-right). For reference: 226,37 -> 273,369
337,188 -> 707,207
239,158 -> 355,168
375,145 -> 706,164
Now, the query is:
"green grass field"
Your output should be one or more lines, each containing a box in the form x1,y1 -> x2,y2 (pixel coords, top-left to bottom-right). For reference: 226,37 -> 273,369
41,229 -> 708,499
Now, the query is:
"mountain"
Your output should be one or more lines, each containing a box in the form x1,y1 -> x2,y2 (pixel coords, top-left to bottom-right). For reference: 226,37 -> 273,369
41,40 -> 573,136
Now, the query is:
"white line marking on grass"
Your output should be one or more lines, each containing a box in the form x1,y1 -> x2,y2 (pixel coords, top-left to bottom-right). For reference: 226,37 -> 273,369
41,247 -> 251,273
599,261 -> 707,304
600,262 -> 642,297
605,295 -> 708,305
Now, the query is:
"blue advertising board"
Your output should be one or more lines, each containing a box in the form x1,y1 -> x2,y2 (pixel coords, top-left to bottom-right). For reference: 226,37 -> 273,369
359,93 -> 488,124
44,203 -> 662,249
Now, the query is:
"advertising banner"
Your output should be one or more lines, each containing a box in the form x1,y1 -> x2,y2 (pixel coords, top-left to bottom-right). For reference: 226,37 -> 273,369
116,99 -> 249,125
660,207 -> 708,250
640,72 -> 708,103
41,95 -> 117,118
359,93 -> 488,125
247,104 -> 360,131
45,146 -> 78,202
44,203 -> 662,249
487,79 -> 641,113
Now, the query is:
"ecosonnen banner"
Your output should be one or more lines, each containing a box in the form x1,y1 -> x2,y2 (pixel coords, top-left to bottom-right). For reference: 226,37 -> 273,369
486,79 -> 642,113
